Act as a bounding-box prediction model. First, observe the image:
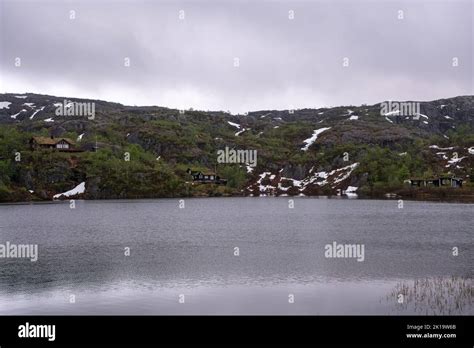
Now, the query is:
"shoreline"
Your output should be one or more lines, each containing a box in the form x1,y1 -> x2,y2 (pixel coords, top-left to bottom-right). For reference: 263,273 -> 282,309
1,193 -> 474,205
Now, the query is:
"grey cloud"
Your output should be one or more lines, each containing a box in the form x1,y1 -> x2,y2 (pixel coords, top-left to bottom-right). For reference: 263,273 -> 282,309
0,0 -> 472,113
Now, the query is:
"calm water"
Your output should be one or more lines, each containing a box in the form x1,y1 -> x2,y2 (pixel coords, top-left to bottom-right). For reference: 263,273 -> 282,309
0,198 -> 472,315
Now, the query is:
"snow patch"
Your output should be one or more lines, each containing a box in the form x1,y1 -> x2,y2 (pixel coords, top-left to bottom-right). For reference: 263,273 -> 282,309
227,121 -> 248,136
345,186 -> 358,198
415,113 -> 429,119
227,121 -> 241,129
29,106 -> 45,119
429,145 -> 454,150
345,186 -> 358,193
253,163 -> 359,195
446,156 -> 466,167
301,127 -> 331,151
0,102 -> 12,109
11,109 -> 27,119
53,182 -> 86,199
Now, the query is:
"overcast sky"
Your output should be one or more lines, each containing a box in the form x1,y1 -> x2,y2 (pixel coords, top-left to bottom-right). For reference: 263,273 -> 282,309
0,0 -> 472,113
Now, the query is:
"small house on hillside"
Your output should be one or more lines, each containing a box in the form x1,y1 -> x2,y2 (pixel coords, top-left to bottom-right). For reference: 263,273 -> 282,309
408,177 -> 463,188
186,168 -> 227,185
30,136 -> 82,152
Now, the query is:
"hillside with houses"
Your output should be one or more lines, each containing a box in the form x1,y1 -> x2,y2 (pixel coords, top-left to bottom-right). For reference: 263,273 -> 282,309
0,93 -> 473,202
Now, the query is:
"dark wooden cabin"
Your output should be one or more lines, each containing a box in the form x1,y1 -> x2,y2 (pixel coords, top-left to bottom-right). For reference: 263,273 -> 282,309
409,177 -> 463,188
186,168 -> 227,185
30,136 -> 83,152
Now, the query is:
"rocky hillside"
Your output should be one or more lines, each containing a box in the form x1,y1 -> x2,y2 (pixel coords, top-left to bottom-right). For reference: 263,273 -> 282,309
0,93 -> 473,201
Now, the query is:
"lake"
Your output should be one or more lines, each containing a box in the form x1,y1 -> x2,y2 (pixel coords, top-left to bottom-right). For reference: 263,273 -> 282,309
0,197 -> 472,315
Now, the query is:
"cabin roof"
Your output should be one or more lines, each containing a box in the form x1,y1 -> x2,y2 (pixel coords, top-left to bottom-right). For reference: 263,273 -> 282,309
32,136 -> 75,145
410,177 -> 463,182
191,171 -> 216,176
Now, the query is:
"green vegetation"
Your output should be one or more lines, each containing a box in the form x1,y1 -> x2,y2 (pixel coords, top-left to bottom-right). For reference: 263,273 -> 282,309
0,95 -> 473,202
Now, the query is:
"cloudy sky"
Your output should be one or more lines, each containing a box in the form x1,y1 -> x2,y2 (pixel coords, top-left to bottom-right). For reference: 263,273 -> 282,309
0,0 -> 472,113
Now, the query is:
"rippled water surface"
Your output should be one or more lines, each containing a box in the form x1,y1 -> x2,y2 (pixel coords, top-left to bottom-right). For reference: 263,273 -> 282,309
0,198 -> 472,314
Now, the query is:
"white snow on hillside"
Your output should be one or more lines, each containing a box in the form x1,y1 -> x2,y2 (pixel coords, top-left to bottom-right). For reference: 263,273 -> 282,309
11,109 -> 27,119
345,186 -> 358,198
256,172 -> 275,195
15,95 -> 27,99
30,106 -> 45,119
446,156 -> 466,167
53,182 -> 86,199
345,186 -> 358,193
0,101 -> 12,109
468,147 -> 474,155
44,117 -> 54,122
415,113 -> 429,119
23,103 -> 35,108
444,115 -> 453,119
429,145 -> 454,150
349,115 -> 359,120
301,127 -> 331,151
227,121 -> 248,136
227,121 -> 241,129
256,162 -> 360,195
